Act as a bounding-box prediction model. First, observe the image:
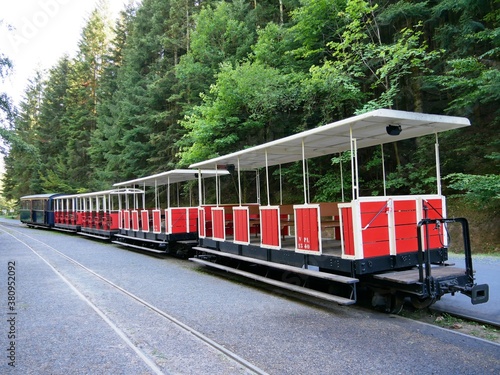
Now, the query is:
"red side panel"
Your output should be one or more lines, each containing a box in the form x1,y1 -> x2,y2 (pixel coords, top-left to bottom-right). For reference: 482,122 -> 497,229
233,207 -> 249,244
164,209 -> 170,234
423,198 -> 445,249
295,206 -> 320,253
132,211 -> 139,231
360,201 -> 389,257
141,210 -> 150,232
423,198 -> 443,220
76,212 -> 83,226
260,207 -> 280,248
123,210 -> 130,230
152,210 -> 161,233
108,212 -> 119,230
171,208 -> 187,234
212,208 -> 225,241
101,213 -> 108,230
394,200 -> 418,254
94,212 -> 102,229
198,208 -> 206,238
341,206 -> 355,257
204,206 -> 213,237
188,208 -> 198,233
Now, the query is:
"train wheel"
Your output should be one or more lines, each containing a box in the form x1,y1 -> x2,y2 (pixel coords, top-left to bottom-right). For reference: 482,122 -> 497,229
387,294 -> 404,314
372,292 -> 404,314
410,296 -> 436,309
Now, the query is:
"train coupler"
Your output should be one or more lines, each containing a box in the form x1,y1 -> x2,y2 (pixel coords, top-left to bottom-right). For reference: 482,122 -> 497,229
468,284 -> 489,305
448,283 -> 489,305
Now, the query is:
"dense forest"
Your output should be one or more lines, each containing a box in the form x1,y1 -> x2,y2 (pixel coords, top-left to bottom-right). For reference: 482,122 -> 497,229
0,0 -> 498,216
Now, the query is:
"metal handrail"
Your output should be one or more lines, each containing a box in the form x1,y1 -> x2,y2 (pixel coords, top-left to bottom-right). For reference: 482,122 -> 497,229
416,218 -> 474,284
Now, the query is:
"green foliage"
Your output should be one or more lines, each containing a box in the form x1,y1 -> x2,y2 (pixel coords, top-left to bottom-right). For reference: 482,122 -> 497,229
328,0 -> 439,112
179,60 -> 302,165
288,0 -> 347,63
0,49 -> 14,154
313,153 -> 353,202
1,0 -> 498,228
252,23 -> 297,70
386,163 -> 438,195
445,173 -> 500,206
2,72 -> 44,199
444,149 -> 500,206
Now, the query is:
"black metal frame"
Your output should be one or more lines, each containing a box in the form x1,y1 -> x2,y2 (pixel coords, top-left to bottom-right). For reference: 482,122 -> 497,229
417,218 -> 489,305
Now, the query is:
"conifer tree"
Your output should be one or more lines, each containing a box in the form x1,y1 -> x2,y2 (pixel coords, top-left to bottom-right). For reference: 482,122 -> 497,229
90,4 -> 137,187
2,73 -> 44,198
62,5 -> 112,189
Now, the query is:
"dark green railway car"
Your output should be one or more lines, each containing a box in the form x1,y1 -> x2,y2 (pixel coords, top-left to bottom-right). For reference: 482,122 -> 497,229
20,193 -> 64,228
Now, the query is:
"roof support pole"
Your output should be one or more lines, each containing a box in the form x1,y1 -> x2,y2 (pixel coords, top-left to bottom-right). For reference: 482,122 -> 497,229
177,182 -> 180,207
143,182 -> 146,209
279,164 -> 283,205
154,179 -> 158,209
237,157 -> 242,206
350,127 -> 359,200
302,138 -> 308,204
167,177 -> 171,209
256,170 -> 261,205
265,149 -> 271,205
215,165 -> 220,207
381,144 -> 387,196
340,153 -> 345,202
198,169 -> 203,207
435,133 -> 442,195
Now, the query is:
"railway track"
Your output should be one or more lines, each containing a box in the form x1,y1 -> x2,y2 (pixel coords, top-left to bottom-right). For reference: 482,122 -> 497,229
430,305 -> 500,330
0,223 -> 269,375
1,219 -> 499,375
2,219 -> 498,335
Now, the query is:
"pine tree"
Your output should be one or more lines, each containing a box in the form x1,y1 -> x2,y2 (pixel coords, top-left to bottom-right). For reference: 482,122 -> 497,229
37,56 -> 73,192
90,4 -> 137,187
2,72 -> 44,198
62,6 -> 112,189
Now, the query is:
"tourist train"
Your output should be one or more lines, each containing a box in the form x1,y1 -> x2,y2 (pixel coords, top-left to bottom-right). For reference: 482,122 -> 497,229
20,109 -> 489,311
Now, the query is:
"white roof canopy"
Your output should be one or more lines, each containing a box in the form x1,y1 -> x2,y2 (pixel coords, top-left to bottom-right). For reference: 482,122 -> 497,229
113,169 -> 230,187
189,109 -> 470,170
77,188 -> 144,198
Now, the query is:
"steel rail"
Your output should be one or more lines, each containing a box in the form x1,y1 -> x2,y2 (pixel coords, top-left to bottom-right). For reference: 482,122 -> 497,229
0,223 -> 269,375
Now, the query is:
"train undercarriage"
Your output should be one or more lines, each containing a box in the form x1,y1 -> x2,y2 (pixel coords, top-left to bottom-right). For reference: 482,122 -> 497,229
189,218 -> 489,312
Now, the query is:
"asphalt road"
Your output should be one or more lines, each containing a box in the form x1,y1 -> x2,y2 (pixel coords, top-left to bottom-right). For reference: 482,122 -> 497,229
1,218 -> 499,375
432,254 -> 500,326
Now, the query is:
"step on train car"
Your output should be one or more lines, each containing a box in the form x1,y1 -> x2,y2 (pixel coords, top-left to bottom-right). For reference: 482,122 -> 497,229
187,109 -> 489,311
